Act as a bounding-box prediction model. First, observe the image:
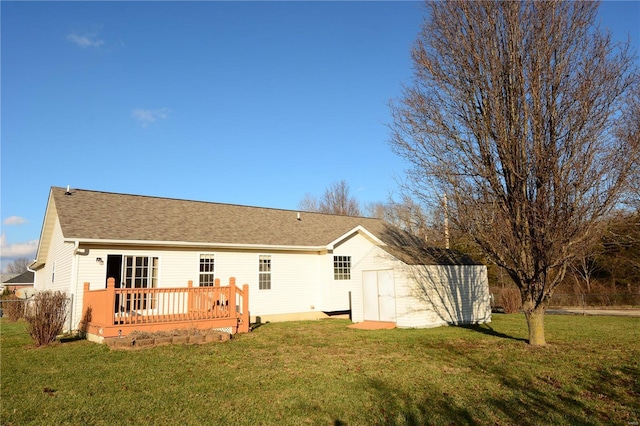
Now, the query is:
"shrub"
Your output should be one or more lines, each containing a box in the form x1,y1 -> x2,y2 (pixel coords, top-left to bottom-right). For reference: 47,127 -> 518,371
24,291 -> 69,347
1,295 -> 26,322
499,287 -> 522,314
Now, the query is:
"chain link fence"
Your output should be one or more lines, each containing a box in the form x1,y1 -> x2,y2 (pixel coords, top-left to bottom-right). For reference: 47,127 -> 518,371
547,293 -> 640,308
0,295 -> 74,331
491,289 -> 640,313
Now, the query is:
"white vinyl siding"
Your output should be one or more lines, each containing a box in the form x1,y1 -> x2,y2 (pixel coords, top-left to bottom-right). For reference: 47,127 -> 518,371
327,233 -> 382,312
58,228 -> 491,332
212,251 -> 322,318
349,244 -> 491,329
72,249 -> 323,327
35,219 -> 74,294
396,264 -> 491,328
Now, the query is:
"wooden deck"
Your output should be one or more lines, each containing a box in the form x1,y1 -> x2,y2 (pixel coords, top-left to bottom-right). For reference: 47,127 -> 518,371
80,277 -> 249,341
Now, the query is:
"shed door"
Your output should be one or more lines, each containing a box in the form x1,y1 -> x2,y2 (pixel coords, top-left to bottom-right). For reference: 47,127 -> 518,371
363,270 -> 396,322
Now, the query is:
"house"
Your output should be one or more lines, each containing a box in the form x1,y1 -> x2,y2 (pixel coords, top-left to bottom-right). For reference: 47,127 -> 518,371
31,187 -> 491,339
0,274 -> 18,293
2,271 -> 35,293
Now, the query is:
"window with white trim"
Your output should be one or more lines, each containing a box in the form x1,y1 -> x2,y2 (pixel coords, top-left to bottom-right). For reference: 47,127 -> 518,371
199,254 -> 215,286
259,255 -> 271,290
121,255 -> 159,310
333,255 -> 351,280
123,256 -> 159,289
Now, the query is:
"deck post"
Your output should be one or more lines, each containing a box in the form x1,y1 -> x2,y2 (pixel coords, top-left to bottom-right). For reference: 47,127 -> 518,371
229,277 -> 237,321
82,282 -> 90,324
106,278 -> 116,325
187,280 -> 194,317
240,284 -> 250,333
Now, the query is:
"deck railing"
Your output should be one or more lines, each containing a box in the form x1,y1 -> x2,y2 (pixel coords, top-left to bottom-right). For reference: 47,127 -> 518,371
81,277 -> 249,339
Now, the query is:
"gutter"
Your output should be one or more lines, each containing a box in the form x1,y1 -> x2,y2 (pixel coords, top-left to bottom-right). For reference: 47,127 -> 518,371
64,238 -> 329,253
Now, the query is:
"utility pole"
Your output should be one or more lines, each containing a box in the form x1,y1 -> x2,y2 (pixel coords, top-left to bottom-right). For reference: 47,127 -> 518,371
443,193 -> 450,249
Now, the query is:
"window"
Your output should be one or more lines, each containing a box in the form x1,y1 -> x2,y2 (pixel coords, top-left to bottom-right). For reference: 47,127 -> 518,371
333,256 -> 351,280
123,256 -> 159,289
199,254 -> 215,286
259,255 -> 271,290
121,256 -> 159,310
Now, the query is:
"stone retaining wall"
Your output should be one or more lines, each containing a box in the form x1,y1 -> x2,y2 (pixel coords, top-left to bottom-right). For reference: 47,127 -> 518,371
104,330 -> 231,349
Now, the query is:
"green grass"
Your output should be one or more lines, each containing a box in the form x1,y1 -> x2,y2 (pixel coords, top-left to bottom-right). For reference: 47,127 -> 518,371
1,314 -> 639,425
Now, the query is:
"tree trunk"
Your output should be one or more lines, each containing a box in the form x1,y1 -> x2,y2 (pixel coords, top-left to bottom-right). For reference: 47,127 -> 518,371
524,307 -> 546,346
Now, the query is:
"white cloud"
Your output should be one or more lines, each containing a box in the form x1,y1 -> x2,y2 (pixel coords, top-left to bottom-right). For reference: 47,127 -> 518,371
132,108 -> 172,127
0,233 -> 38,260
67,32 -> 105,48
3,216 -> 28,226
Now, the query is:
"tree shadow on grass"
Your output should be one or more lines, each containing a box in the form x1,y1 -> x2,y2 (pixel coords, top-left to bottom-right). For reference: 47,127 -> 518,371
362,376 -> 478,425
458,323 -> 528,342
360,347 -> 608,426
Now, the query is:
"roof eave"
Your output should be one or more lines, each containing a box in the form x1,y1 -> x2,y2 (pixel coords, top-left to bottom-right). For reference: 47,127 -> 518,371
69,238 -> 329,252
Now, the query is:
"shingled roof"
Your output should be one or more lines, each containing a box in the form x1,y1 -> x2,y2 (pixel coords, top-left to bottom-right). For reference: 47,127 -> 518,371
43,186 -> 478,265
50,187 -> 393,247
3,271 -> 34,284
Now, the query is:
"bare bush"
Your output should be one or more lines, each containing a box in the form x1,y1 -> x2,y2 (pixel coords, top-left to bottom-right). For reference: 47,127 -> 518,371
24,291 -> 69,347
499,288 -> 522,314
1,296 -> 26,322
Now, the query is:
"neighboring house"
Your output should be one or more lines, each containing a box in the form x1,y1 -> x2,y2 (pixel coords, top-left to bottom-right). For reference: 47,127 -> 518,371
1,274 -> 18,293
31,187 -> 491,333
2,271 -> 35,293
1,274 -> 19,282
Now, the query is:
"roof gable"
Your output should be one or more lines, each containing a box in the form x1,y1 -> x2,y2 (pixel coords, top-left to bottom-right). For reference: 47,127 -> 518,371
31,189 -> 59,269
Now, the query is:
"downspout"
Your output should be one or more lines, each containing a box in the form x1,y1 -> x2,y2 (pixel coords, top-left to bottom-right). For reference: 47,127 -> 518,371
70,240 -> 80,332
27,262 -> 37,288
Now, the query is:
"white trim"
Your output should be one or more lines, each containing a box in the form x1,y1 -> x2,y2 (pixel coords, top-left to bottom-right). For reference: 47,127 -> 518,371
327,226 -> 386,250
32,190 -> 55,265
333,255 -> 352,281
198,253 -> 215,286
66,238 -> 328,252
258,254 -> 272,290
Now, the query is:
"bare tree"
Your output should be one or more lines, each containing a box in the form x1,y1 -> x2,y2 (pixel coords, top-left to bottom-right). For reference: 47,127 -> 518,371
602,211 -> 640,293
366,196 -> 431,239
390,1 -> 638,345
298,193 -> 319,213
299,180 -> 361,216
570,247 -> 602,295
621,84 -> 640,209
4,257 -> 31,274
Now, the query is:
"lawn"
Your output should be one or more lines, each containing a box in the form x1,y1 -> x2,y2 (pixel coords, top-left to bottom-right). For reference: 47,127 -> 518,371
1,314 -> 639,425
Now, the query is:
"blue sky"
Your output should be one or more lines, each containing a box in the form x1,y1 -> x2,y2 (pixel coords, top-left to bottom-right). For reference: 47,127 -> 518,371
1,1 -> 639,271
